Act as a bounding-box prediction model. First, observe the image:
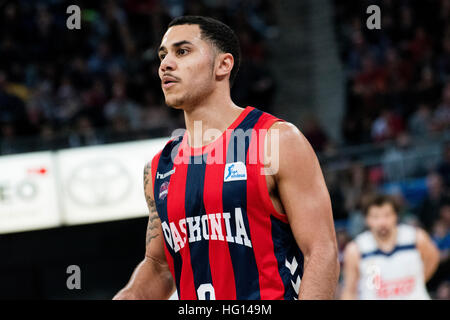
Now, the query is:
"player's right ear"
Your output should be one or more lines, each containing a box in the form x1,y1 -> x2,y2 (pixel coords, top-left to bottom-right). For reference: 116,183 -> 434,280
215,52 -> 234,82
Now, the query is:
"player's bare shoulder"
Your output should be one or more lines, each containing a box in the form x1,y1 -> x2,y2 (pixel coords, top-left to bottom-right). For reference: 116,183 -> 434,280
415,226 -> 440,267
264,121 -> 308,173
415,227 -> 431,244
265,120 -> 321,179
268,121 -> 316,155
344,241 -> 361,263
267,121 -> 305,147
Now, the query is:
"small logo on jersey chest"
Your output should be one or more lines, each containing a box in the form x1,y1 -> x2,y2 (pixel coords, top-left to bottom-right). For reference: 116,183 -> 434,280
159,181 -> 169,200
157,168 -> 175,179
224,162 -> 247,182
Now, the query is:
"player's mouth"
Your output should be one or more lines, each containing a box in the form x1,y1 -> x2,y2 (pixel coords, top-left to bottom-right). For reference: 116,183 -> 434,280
162,75 -> 179,89
377,228 -> 390,238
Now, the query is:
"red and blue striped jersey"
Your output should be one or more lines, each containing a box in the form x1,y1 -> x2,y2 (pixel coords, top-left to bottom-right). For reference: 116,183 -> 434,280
150,106 -> 304,300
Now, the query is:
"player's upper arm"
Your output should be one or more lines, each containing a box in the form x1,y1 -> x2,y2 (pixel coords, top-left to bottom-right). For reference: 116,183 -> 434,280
341,241 -> 360,299
416,227 -> 440,281
143,162 -> 168,265
268,121 -> 337,257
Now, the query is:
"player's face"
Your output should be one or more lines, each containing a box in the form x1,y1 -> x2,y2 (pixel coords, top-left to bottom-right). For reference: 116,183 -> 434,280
158,24 -> 216,109
366,203 -> 398,239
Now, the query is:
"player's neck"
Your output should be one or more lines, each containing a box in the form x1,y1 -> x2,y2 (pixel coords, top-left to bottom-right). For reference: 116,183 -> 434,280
183,95 -> 244,148
373,227 -> 398,252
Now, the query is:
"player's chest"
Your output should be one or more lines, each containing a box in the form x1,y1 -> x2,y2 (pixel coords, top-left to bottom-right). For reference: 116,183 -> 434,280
154,161 -> 258,211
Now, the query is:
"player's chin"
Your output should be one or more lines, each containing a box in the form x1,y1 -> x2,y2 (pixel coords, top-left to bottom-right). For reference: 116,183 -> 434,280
376,228 -> 390,238
164,97 -> 183,109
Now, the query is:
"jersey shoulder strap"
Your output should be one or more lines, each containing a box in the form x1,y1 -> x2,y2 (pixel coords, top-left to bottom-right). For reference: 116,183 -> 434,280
355,230 -> 377,254
396,224 -> 417,246
254,108 -> 285,130
150,134 -> 184,189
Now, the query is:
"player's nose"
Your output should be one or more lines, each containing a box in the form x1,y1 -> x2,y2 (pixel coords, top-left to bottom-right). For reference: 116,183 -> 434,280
160,54 -> 176,73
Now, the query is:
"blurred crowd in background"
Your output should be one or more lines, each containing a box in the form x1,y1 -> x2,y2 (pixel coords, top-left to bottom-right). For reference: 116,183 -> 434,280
335,0 -> 450,146
330,0 -> 450,299
1,0 -> 449,299
0,0 -> 277,153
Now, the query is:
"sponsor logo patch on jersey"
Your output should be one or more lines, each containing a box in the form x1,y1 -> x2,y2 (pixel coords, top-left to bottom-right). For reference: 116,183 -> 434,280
159,181 -> 169,200
224,162 -> 247,182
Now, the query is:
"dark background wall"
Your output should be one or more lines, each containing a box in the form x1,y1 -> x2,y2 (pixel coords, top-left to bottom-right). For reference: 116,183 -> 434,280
0,217 -> 147,299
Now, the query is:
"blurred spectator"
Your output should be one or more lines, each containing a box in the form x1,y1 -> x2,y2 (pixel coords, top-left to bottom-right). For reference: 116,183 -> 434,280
231,28 -> 276,114
428,202 -> 450,295
36,122 -> 66,151
68,115 -> 104,148
104,82 -> 141,131
408,104 -> 433,136
390,186 -> 418,224
336,227 -> 351,267
414,66 -> 441,109
335,225 -> 351,299
341,162 -> 366,214
416,172 -> 449,232
80,79 -> 108,127
435,281 -> 450,300
54,75 -> 81,124
0,0 -> 278,155
139,90 -> 170,130
371,109 -> 405,143
437,142 -> 450,188
371,109 -> 391,142
432,82 -> 450,132
0,121 -> 21,154
339,162 -> 378,238
437,32 -> 450,83
342,114 -> 363,145
381,131 -> 424,181
334,225 -> 352,299
301,115 -> 329,153
106,114 -> 134,143
432,203 -> 450,263
0,71 -> 32,137
325,170 -> 347,222
334,0 -> 450,147
88,41 -> 124,76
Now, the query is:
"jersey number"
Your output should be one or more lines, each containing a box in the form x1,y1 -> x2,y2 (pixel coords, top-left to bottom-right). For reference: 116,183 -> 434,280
197,283 -> 216,300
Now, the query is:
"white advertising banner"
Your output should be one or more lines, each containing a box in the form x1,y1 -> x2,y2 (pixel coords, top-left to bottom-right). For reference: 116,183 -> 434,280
0,152 -> 61,234
56,138 -> 168,225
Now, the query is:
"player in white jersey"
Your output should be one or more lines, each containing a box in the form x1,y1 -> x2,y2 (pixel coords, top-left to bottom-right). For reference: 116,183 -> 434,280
341,194 -> 440,300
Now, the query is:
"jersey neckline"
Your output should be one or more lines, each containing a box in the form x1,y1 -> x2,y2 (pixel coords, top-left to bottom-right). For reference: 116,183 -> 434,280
180,106 -> 254,156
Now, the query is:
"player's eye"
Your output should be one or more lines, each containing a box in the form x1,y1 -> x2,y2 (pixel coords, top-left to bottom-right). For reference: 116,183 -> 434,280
177,48 -> 189,56
159,53 -> 166,61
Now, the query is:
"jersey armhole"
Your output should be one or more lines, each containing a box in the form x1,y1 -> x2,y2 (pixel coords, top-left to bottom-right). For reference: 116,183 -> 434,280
150,135 -> 180,190
410,225 -> 419,248
256,118 -> 289,223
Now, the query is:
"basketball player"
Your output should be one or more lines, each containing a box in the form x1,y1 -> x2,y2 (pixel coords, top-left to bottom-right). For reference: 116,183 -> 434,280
341,194 -> 440,299
113,16 -> 339,300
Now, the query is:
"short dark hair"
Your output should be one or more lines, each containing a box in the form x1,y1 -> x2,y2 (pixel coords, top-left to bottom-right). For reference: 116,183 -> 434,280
363,194 -> 400,216
167,15 -> 241,87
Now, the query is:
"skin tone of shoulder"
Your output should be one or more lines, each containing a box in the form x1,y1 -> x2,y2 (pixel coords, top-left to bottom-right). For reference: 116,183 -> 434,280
416,228 -> 440,282
113,22 -> 339,300
265,121 -> 340,299
340,241 -> 360,300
